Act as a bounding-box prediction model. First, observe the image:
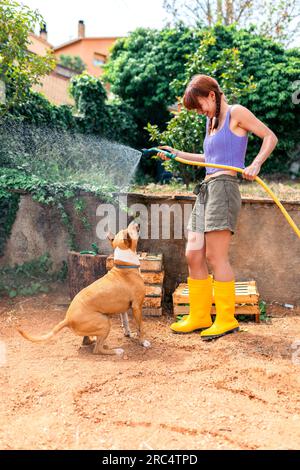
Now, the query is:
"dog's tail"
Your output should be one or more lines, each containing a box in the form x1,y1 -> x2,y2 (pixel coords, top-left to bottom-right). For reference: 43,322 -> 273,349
17,319 -> 68,343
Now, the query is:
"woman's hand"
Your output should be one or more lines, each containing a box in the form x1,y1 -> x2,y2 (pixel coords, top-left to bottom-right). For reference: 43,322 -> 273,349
157,145 -> 178,161
242,161 -> 261,181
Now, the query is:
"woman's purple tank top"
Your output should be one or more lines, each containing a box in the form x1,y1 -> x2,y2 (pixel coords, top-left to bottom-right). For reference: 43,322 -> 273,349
203,105 -> 248,175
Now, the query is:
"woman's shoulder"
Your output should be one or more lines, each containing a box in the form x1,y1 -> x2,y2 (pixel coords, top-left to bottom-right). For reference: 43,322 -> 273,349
229,104 -> 254,129
229,104 -> 250,117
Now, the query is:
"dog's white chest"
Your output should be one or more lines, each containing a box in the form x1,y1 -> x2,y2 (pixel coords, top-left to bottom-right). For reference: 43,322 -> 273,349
113,247 -> 140,265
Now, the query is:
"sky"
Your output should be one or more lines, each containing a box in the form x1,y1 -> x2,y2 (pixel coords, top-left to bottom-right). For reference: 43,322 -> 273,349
22,0 -> 168,46
22,0 -> 299,48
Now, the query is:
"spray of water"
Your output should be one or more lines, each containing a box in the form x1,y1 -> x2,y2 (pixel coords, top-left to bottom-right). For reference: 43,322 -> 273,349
0,119 -> 142,192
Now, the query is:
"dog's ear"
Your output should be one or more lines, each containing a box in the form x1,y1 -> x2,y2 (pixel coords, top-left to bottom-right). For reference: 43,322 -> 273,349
123,230 -> 132,248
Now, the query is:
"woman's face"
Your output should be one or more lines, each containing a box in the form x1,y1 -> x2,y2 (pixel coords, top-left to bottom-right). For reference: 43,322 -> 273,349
195,92 -> 216,118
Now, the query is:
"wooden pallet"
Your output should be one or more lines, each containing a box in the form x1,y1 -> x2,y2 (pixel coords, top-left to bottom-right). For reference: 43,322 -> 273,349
106,252 -> 164,316
173,280 -> 260,323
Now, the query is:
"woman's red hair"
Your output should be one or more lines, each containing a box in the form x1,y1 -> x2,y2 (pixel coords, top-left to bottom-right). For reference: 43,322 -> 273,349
183,74 -> 224,131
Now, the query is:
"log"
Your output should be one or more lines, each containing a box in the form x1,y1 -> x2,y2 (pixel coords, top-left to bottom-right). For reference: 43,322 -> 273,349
67,251 -> 108,300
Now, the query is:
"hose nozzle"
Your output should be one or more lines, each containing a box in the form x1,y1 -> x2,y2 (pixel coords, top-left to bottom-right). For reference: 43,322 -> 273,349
141,147 -> 177,160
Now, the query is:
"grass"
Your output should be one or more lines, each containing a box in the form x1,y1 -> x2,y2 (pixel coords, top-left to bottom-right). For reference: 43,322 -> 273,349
130,177 -> 300,202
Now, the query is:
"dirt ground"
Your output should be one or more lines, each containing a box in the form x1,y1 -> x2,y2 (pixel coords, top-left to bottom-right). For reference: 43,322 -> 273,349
1,289 -> 300,450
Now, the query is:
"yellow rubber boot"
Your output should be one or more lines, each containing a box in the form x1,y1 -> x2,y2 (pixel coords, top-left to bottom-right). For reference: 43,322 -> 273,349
170,276 -> 213,333
200,279 -> 239,341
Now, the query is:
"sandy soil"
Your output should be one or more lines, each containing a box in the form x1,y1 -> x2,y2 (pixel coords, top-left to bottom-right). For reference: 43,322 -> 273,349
1,290 -> 300,450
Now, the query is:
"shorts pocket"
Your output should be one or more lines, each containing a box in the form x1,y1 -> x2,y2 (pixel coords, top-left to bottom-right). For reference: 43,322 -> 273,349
205,181 -> 229,223
225,181 -> 241,210
225,181 -> 241,229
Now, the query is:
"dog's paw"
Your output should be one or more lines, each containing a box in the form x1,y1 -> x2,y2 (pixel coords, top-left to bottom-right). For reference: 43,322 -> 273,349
125,331 -> 136,338
123,330 -> 132,337
141,339 -> 151,348
115,348 -> 125,356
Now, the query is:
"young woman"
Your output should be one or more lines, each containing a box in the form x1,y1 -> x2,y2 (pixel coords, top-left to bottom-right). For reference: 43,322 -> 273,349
158,74 -> 278,340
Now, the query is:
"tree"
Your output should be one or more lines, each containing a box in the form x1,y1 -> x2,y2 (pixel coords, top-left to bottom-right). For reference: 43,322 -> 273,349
163,0 -> 300,45
0,0 -> 56,111
103,26 -> 203,146
69,73 -> 138,146
59,55 -> 86,73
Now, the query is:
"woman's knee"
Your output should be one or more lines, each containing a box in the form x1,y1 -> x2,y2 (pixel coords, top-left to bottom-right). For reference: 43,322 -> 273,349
206,252 -> 229,269
185,249 -> 206,268
185,231 -> 206,269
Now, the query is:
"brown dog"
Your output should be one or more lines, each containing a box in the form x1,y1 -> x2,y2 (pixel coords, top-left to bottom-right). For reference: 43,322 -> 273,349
18,221 -> 150,356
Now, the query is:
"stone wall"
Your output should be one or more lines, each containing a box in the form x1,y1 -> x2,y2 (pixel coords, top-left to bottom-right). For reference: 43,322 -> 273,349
1,192 -> 300,305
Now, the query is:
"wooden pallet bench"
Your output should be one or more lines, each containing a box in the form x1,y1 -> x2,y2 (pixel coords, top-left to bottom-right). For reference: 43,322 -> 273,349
173,280 -> 260,323
106,252 -> 164,316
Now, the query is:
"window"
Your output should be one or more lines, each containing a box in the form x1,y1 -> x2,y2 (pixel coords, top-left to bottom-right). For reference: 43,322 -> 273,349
93,53 -> 105,67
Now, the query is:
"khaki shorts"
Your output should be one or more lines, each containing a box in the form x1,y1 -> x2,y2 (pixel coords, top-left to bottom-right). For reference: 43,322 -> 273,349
187,175 -> 242,234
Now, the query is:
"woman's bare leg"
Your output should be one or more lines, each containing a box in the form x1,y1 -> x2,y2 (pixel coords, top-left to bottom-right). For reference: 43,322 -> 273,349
205,230 -> 234,281
185,231 -> 208,279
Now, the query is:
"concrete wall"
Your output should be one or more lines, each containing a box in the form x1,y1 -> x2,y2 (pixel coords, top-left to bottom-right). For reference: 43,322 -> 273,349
1,192 -> 300,305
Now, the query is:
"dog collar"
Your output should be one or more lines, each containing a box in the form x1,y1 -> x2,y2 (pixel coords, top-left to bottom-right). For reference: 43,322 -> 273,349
114,264 -> 140,269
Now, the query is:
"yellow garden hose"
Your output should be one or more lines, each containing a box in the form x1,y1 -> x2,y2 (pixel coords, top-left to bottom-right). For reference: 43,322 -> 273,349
141,148 -> 300,239
175,155 -> 300,239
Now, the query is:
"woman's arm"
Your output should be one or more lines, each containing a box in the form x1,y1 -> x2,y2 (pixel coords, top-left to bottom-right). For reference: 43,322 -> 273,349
176,150 -> 205,163
158,146 -> 205,163
231,105 -> 278,181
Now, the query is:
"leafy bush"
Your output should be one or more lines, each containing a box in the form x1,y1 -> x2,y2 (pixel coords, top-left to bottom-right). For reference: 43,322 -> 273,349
0,192 -> 20,256
6,89 -> 75,129
104,26 -> 203,145
0,253 -> 67,298
69,73 -> 138,146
